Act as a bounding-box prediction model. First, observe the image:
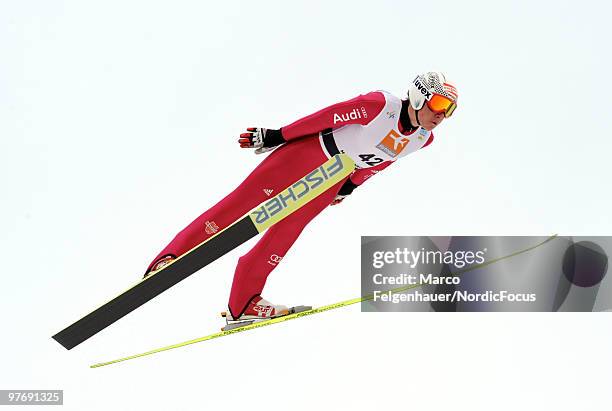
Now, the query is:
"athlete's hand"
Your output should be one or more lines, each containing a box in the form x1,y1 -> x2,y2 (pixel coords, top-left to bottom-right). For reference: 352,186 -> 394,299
330,194 -> 347,206
238,127 -> 284,154
238,127 -> 265,149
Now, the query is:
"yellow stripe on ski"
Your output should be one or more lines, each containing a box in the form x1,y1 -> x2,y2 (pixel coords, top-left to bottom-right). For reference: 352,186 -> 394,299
90,235 -> 558,368
249,154 -> 355,232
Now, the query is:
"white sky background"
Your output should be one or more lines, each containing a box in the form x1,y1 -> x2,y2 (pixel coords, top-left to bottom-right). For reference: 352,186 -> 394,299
1,0 -> 611,410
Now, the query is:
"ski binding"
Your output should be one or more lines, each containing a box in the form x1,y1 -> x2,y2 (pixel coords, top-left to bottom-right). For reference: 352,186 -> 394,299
220,305 -> 312,331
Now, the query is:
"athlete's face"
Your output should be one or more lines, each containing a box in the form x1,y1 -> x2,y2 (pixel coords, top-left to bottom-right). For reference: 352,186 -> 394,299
419,103 -> 445,131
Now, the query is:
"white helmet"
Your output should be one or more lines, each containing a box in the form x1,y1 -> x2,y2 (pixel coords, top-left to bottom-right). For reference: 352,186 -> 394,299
408,72 -> 458,117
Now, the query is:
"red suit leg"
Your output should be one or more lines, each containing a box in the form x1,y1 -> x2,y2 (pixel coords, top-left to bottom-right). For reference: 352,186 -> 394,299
145,135 -> 334,275
227,178 -> 344,317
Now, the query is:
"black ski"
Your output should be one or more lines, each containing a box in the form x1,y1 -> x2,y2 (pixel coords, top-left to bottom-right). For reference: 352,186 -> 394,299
52,154 -> 354,350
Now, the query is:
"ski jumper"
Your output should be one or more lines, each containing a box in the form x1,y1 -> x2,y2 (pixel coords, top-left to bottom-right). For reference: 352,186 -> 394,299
146,91 -> 435,317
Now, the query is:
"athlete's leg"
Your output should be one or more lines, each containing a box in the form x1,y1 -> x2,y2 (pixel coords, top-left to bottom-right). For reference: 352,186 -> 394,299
144,135 -> 326,273
227,177 -> 346,317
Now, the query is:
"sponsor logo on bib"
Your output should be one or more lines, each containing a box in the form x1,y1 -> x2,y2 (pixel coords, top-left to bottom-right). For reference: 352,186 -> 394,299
376,129 -> 409,157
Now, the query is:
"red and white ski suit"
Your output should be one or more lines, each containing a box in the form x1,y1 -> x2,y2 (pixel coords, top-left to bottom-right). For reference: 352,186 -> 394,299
146,90 -> 435,317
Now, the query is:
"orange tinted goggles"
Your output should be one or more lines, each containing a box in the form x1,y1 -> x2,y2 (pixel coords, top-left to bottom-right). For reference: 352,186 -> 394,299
427,94 -> 457,118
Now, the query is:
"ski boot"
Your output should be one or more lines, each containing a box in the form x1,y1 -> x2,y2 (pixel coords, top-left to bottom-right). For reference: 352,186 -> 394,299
220,295 -> 311,331
142,255 -> 175,279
